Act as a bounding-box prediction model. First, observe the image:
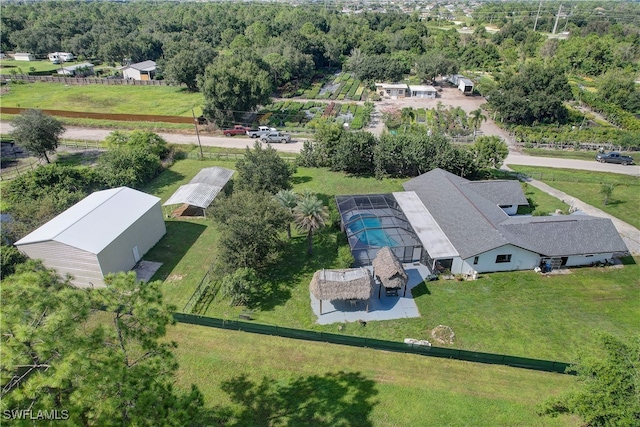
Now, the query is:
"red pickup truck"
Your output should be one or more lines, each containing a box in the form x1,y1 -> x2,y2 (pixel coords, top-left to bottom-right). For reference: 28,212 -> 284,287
222,125 -> 250,137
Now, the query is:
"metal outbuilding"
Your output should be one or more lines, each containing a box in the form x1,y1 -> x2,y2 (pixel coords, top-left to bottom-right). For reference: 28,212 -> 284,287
15,187 -> 166,288
163,167 -> 234,217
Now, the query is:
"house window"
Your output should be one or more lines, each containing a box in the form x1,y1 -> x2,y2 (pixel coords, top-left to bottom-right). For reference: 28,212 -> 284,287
398,89 -> 404,94
473,256 -> 479,265
386,89 -> 391,94
495,254 -> 512,263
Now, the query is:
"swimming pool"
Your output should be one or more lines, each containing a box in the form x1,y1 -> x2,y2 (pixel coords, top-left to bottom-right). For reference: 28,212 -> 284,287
347,213 -> 398,247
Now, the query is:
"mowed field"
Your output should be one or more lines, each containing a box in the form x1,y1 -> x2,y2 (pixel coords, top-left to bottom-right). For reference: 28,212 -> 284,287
168,323 -> 581,427
0,81 -> 204,116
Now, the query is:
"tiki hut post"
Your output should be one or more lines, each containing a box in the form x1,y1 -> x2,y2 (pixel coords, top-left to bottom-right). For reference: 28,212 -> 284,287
372,247 -> 408,298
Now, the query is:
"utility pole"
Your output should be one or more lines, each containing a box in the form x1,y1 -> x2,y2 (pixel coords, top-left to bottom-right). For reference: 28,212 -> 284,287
191,109 -> 203,159
552,4 -> 562,35
533,0 -> 543,32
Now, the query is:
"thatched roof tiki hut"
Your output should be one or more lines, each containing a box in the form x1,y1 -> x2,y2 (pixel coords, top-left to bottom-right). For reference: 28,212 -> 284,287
309,268 -> 374,315
373,247 -> 409,297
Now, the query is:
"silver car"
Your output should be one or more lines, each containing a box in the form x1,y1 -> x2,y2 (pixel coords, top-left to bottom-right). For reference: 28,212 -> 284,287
260,132 -> 291,144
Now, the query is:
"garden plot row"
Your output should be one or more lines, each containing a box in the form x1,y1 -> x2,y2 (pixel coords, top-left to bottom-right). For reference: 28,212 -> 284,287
258,100 -> 370,130
295,72 -> 369,101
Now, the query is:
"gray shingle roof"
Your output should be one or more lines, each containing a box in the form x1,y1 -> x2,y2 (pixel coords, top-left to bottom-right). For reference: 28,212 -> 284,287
403,169 -> 509,258
403,169 -> 628,258
500,215 -> 627,256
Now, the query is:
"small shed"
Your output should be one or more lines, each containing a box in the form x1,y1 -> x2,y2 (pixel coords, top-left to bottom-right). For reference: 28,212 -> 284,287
163,167 -> 234,218
15,187 -> 165,288
13,53 -> 35,61
309,268 -> 374,315
57,63 -> 94,77
372,246 -> 408,297
409,85 -> 437,99
122,60 -> 157,81
375,83 -> 408,99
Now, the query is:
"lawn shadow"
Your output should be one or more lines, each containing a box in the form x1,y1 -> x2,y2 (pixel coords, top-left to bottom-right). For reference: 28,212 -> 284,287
411,281 -> 431,297
146,220 -> 207,282
141,168 -> 187,197
620,255 -> 637,265
56,150 -> 102,167
292,175 -> 312,185
219,371 -> 378,427
254,231 -> 341,310
604,199 -> 625,207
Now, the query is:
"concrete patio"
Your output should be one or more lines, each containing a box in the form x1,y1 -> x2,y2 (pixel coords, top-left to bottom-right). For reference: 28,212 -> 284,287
310,263 -> 431,325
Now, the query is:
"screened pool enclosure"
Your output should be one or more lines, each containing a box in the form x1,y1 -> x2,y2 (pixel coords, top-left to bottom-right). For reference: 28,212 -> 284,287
336,194 -> 423,266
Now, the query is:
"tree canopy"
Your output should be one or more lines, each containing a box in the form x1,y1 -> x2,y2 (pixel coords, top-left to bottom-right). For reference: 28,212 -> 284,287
1,265 -> 204,425
540,333 -> 640,426
201,54 -> 273,127
10,110 -> 65,164
235,141 -> 295,194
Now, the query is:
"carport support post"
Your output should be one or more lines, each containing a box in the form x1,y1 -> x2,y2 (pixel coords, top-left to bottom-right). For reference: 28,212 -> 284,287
319,300 -> 322,315
403,284 -> 407,297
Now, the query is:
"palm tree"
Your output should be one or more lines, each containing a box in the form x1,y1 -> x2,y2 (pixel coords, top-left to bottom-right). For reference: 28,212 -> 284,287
600,183 -> 615,205
294,195 -> 329,255
400,107 -> 415,132
274,189 -> 297,239
470,108 -> 487,139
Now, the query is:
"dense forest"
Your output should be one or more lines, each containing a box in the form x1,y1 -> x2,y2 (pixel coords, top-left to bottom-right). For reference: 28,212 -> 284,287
1,1 -> 639,130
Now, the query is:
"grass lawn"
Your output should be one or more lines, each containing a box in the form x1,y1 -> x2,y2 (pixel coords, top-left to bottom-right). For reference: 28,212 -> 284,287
509,166 -> 640,229
142,159 -> 640,362
521,148 -> 601,162
169,323 -> 580,427
1,81 -> 203,116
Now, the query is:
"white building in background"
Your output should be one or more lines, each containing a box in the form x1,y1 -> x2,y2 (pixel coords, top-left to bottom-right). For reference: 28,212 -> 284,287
13,53 -> 35,61
15,187 -> 166,288
48,52 -> 75,63
121,60 -> 157,81
409,85 -> 437,98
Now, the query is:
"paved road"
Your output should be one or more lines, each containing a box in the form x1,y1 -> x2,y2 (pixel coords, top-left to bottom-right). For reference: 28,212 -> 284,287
505,152 -> 640,177
0,121 -> 305,154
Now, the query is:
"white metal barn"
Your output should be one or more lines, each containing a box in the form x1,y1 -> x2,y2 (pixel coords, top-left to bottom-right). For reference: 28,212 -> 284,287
15,187 -> 166,288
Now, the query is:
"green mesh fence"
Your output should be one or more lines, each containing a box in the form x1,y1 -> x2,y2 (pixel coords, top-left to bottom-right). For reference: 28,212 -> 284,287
173,313 -> 572,374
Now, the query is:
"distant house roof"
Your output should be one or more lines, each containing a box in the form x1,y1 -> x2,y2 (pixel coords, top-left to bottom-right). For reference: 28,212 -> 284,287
60,62 -> 93,72
124,60 -> 156,71
376,83 -> 408,89
403,168 -> 628,259
15,187 -> 160,254
409,85 -> 437,92
163,167 -> 234,209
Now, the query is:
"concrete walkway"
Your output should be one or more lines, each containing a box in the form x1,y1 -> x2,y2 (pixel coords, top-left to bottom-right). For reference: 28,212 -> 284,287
511,171 -> 640,255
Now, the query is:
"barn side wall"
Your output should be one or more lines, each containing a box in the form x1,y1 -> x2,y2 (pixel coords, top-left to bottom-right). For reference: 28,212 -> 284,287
98,202 -> 166,278
16,241 -> 104,288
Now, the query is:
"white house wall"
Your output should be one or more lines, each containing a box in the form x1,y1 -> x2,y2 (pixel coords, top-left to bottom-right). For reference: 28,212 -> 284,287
500,205 -> 518,215
97,202 -> 166,280
123,69 -> 142,80
16,240 -> 104,288
564,253 -> 614,267
459,244 -> 539,274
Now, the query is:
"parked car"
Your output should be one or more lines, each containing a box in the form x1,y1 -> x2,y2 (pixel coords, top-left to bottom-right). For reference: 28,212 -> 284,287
596,152 -> 635,165
246,126 -> 276,138
221,125 -> 250,137
260,132 -> 291,144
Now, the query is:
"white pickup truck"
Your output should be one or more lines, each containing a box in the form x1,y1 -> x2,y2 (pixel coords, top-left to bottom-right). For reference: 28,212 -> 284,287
246,126 -> 276,138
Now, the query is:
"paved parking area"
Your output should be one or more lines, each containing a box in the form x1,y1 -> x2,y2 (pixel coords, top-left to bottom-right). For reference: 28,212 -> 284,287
311,263 -> 431,325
